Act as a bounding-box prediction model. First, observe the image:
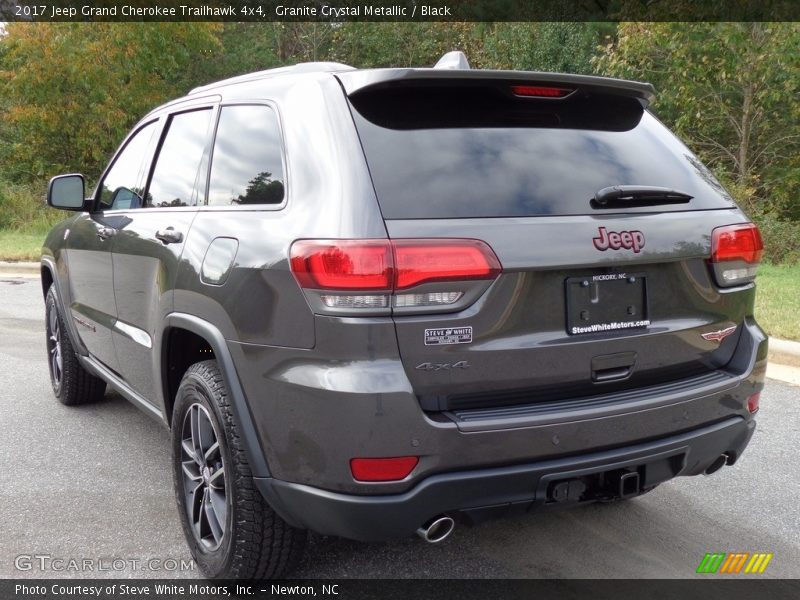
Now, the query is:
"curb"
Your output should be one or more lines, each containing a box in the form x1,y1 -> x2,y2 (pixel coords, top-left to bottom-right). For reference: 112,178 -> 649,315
768,338 -> 800,369
0,261 -> 39,277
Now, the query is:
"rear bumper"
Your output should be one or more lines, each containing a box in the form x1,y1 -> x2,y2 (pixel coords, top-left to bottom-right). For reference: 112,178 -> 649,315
255,416 -> 755,541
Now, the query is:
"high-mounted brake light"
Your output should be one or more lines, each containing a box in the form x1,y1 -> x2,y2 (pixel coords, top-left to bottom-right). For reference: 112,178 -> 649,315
350,456 -> 418,482
511,85 -> 574,98
290,239 -> 502,313
709,223 -> 763,287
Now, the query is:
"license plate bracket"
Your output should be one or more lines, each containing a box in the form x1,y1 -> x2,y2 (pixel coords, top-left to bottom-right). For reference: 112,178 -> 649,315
566,272 -> 648,335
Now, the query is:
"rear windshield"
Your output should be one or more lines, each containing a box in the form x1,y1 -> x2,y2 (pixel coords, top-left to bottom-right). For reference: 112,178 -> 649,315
348,83 -> 735,219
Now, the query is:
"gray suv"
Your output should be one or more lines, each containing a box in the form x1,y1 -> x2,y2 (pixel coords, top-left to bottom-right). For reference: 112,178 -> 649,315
41,53 -> 767,579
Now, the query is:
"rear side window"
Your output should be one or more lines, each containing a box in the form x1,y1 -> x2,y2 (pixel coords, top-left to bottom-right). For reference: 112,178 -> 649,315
98,121 -> 158,210
208,105 -> 285,206
349,84 -> 736,218
147,109 -> 213,208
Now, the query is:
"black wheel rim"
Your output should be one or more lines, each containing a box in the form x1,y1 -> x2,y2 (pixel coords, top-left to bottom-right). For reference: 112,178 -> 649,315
180,403 -> 227,551
46,305 -> 63,388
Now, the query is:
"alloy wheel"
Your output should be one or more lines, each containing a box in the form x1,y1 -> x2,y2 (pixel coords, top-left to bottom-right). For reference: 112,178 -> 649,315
46,305 -> 63,388
180,403 -> 228,551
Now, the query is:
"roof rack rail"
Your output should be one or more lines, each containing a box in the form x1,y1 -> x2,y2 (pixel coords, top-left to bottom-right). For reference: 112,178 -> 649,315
188,61 -> 355,95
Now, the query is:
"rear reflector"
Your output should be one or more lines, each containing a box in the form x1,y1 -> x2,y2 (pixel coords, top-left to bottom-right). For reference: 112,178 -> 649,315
511,85 -> 574,98
350,456 -> 419,482
711,224 -> 764,264
747,392 -> 760,414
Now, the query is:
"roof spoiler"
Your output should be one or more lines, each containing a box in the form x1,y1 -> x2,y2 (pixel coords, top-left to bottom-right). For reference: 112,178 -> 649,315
336,68 -> 656,106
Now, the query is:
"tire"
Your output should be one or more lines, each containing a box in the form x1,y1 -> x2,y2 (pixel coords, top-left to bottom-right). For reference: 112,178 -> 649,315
171,360 -> 306,579
45,285 -> 106,405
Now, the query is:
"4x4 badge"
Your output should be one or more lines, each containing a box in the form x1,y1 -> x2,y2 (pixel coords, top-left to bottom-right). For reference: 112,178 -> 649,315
593,226 -> 645,253
701,326 -> 737,343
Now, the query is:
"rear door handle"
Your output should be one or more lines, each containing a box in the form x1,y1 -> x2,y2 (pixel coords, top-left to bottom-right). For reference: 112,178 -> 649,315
155,228 -> 183,244
97,226 -> 117,241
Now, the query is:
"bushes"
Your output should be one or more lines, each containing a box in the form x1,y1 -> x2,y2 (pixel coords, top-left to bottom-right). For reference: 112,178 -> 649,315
0,180 -> 61,233
753,214 -> 800,265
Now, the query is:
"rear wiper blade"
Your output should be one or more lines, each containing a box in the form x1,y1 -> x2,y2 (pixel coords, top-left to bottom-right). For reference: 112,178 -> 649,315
592,185 -> 693,208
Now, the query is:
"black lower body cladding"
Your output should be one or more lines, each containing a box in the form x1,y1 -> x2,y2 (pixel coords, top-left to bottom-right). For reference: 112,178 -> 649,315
255,417 -> 755,541
231,313 -> 765,531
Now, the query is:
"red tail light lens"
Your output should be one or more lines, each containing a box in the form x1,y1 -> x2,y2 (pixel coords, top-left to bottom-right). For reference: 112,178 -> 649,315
511,85 -> 574,98
350,456 -> 419,482
747,392 -> 760,414
393,240 -> 501,290
711,224 -> 764,264
290,239 -> 502,299
290,240 -> 393,291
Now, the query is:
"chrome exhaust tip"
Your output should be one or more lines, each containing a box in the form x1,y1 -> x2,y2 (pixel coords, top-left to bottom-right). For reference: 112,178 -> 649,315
704,454 -> 729,475
416,516 -> 455,544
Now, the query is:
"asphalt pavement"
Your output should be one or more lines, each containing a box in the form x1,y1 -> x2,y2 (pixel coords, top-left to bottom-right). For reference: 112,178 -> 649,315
1,276 -> 798,580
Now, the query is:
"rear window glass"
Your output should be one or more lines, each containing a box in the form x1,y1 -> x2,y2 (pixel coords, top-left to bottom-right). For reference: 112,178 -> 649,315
349,84 -> 735,219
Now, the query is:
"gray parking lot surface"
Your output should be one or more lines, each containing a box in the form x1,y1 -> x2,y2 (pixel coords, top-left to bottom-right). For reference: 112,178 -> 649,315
1,277 -> 798,579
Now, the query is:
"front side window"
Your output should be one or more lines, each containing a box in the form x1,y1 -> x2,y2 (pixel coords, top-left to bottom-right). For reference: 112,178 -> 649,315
147,109 -> 214,208
97,121 -> 158,210
208,105 -> 285,206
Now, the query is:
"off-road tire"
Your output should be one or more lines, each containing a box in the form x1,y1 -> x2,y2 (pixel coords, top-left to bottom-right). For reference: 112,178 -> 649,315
171,360 -> 306,579
45,285 -> 106,405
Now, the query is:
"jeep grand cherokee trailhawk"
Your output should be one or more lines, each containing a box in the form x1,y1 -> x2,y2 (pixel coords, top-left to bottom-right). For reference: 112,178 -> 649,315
40,52 -> 767,579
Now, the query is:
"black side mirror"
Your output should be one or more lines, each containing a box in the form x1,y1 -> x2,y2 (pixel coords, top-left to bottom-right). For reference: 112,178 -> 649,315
47,174 -> 87,211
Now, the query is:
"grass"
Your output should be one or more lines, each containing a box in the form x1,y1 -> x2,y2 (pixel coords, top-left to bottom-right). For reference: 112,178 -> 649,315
754,263 -> 800,342
0,230 -> 47,261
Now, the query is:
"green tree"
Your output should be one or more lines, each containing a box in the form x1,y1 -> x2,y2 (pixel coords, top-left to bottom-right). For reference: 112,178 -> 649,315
0,23 -> 221,182
595,23 -> 800,219
476,22 -> 608,73
329,22 -> 472,68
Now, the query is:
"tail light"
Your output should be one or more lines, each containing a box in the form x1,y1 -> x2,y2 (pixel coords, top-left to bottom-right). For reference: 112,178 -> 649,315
709,223 -> 763,287
350,456 -> 419,482
290,239 -> 501,314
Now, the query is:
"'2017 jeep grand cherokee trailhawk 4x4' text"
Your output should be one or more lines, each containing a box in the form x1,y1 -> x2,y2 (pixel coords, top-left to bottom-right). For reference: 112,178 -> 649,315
41,53 -> 767,579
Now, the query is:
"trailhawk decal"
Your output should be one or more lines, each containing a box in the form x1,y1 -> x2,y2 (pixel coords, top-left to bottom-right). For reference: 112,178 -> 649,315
593,227 -> 645,253
424,327 -> 473,345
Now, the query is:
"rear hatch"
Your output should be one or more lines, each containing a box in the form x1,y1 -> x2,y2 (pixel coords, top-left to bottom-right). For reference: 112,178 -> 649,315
339,70 -> 755,413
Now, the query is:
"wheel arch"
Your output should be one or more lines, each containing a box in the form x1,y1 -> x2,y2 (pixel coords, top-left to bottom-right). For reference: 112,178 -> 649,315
40,256 -> 88,356
161,313 -> 271,478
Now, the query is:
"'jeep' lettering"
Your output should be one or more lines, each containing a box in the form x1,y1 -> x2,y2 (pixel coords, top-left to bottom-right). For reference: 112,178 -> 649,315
592,227 -> 645,253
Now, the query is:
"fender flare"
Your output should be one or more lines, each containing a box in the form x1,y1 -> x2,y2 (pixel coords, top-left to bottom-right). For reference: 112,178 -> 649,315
40,256 -> 89,356
162,313 -> 271,478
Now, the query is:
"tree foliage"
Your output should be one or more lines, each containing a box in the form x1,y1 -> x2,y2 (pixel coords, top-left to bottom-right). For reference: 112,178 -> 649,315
595,23 -> 800,219
475,22 -> 609,73
0,23 -> 221,182
1,20 -> 798,253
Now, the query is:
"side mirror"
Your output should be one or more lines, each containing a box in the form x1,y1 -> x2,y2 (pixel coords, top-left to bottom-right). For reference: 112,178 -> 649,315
47,174 -> 87,211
